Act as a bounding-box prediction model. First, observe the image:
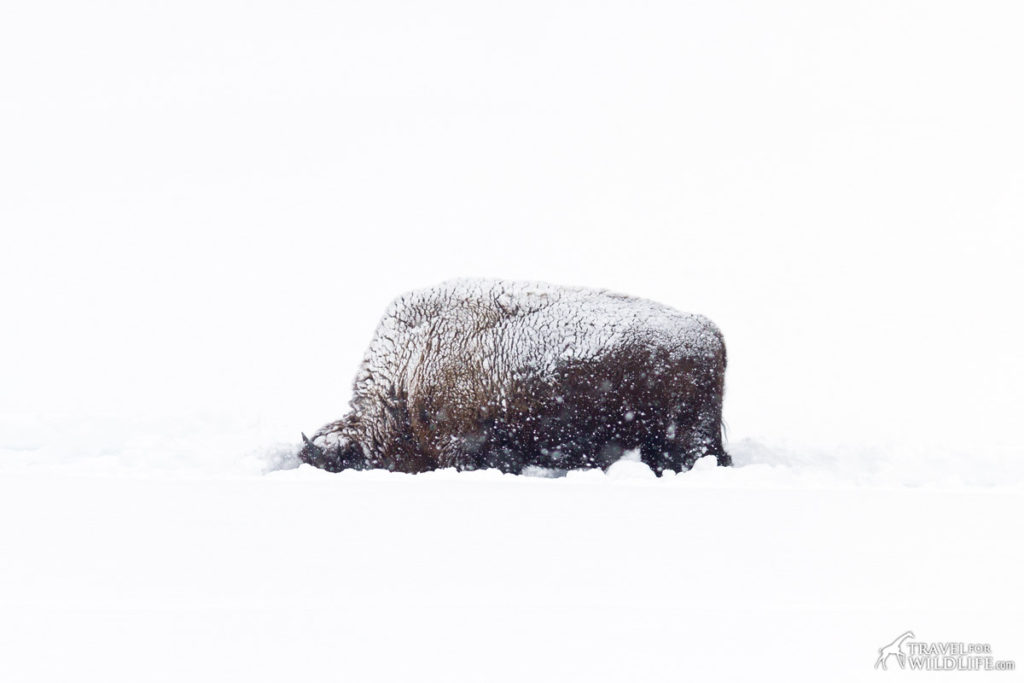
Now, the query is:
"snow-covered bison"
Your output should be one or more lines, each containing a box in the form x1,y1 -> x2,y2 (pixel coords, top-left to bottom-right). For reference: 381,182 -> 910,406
299,280 -> 729,475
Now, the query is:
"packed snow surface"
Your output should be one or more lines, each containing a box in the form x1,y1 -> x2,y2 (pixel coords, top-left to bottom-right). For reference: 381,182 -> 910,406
1,456 -> 1021,683
2,427 -> 1022,682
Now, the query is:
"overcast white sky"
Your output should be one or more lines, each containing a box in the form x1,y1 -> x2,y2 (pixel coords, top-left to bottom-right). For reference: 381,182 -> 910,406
1,1 -> 1021,462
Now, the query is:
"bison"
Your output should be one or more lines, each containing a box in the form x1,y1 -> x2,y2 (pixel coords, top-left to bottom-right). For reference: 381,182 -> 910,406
299,279 -> 729,475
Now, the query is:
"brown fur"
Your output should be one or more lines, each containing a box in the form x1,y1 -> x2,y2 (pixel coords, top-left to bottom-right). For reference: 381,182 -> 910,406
299,280 -> 729,475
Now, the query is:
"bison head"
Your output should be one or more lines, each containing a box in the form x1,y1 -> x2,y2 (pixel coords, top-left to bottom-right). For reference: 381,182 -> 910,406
298,429 -> 368,472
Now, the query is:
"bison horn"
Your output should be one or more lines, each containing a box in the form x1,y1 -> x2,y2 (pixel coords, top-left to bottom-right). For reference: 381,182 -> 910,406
301,432 -> 313,446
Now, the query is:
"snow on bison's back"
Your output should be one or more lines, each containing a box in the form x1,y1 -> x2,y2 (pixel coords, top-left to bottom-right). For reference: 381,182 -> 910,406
299,279 -> 729,475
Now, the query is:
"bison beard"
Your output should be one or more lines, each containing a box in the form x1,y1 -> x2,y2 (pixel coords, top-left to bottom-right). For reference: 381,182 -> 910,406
299,279 -> 729,476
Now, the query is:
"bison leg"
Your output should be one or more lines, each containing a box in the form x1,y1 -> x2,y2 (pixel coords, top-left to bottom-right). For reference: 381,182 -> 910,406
649,405 -> 729,473
681,404 -> 730,470
639,434 -> 672,476
695,395 -> 730,467
477,445 -> 528,474
432,421 -> 530,474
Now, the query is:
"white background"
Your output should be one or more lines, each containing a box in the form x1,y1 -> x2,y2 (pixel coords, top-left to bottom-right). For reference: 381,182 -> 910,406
3,0 -> 1022,461
1,2 -> 1022,680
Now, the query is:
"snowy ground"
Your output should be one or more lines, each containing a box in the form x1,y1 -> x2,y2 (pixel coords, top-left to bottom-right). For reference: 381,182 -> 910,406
0,463 -> 1021,682
2,0 -> 1023,680
2,433 -> 1021,681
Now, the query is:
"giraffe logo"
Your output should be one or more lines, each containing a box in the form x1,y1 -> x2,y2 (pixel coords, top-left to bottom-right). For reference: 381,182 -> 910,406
875,630 -> 916,670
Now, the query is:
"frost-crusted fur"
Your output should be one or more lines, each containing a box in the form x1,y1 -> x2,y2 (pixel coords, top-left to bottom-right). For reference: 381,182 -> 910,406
300,279 -> 729,475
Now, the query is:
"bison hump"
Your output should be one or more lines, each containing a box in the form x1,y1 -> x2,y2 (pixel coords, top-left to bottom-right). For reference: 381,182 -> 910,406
355,279 -> 723,397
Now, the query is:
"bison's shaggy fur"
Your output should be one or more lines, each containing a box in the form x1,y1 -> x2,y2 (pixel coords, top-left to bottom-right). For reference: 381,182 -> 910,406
300,280 -> 729,475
